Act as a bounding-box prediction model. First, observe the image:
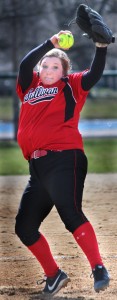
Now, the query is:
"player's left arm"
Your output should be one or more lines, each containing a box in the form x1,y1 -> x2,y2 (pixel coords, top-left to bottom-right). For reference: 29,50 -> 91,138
81,46 -> 107,91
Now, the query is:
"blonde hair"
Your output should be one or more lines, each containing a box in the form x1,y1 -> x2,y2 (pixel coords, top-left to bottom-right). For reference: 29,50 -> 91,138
38,48 -> 71,76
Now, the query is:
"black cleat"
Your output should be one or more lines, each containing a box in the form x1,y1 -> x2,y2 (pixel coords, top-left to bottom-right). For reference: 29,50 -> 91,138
41,269 -> 70,295
92,265 -> 110,292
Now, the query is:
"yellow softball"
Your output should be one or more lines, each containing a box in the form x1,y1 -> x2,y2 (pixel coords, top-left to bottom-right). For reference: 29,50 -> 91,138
58,33 -> 74,49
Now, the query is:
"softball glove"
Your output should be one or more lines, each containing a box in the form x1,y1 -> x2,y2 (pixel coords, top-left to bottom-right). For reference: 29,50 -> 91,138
76,4 -> 115,44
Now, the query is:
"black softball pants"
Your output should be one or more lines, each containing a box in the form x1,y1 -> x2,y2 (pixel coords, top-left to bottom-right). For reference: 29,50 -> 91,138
15,149 -> 88,246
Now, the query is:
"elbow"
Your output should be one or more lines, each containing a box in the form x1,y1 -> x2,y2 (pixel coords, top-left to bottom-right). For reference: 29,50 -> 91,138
19,59 -> 27,72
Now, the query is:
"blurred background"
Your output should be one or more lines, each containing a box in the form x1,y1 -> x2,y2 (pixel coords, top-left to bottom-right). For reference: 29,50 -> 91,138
0,0 -> 117,174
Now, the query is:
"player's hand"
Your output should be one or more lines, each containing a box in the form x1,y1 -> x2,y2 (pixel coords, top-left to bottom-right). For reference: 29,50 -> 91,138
50,30 -> 72,49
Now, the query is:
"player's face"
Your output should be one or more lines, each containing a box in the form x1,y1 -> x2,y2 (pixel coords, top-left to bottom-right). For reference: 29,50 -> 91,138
39,57 -> 63,85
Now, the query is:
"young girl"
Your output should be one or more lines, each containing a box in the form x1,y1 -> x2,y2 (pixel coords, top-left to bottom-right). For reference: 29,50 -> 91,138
15,30 -> 110,295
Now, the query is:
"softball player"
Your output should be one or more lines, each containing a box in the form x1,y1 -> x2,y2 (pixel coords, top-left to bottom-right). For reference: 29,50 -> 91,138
15,28 -> 110,295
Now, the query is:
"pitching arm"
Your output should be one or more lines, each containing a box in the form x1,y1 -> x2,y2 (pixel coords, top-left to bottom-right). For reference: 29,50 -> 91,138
18,40 -> 54,92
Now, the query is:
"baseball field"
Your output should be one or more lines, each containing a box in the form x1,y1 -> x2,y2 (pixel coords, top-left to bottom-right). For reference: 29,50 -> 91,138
0,173 -> 117,300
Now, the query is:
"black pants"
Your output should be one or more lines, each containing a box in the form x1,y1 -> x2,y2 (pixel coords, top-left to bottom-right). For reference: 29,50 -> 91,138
15,149 -> 88,246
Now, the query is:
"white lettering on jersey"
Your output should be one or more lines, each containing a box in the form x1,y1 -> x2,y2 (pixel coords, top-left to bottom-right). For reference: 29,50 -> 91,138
24,86 -> 58,104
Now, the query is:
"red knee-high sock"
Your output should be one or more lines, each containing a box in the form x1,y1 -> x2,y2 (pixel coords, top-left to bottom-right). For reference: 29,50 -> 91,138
73,222 -> 103,269
28,233 -> 59,277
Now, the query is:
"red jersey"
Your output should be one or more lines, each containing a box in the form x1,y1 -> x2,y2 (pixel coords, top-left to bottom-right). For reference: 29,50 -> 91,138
16,71 -> 89,160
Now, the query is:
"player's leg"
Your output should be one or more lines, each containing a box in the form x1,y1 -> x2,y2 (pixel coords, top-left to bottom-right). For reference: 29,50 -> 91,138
39,149 -> 109,292
70,150 -> 110,292
15,173 -> 59,278
15,162 -> 70,294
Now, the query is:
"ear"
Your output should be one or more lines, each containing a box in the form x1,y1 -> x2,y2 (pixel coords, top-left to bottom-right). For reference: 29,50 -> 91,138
37,63 -> 40,71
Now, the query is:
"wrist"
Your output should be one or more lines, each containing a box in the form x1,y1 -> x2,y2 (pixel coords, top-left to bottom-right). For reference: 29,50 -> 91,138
95,42 -> 108,48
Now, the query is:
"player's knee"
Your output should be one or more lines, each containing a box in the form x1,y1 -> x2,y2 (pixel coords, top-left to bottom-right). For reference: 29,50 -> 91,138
15,216 -> 40,246
64,211 -> 88,233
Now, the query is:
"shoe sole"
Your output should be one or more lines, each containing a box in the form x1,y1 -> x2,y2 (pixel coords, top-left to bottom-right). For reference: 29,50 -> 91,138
95,279 -> 110,293
52,277 -> 71,295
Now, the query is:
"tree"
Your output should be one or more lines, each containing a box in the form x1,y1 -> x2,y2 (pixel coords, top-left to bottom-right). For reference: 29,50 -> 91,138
0,0 -> 116,72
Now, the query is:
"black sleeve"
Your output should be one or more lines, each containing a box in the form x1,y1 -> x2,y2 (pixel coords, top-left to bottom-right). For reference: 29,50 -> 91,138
18,40 -> 54,92
81,47 -> 107,91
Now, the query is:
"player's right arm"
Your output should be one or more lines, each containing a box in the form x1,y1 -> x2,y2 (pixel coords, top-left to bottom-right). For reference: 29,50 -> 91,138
18,40 -> 54,93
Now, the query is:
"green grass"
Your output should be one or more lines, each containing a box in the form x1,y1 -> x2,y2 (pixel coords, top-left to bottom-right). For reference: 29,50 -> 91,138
0,96 -> 14,120
84,138 -> 117,173
0,139 -> 117,175
81,97 -> 117,119
0,141 -> 29,175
